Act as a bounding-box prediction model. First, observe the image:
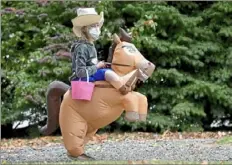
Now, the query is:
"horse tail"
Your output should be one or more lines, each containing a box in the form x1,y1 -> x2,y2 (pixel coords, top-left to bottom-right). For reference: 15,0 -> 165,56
39,81 -> 70,135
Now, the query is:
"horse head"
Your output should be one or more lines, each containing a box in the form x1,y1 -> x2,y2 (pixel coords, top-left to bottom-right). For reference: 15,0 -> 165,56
109,29 -> 155,82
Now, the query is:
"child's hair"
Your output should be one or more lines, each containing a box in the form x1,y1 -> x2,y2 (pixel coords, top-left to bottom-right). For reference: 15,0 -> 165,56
80,26 -> 91,41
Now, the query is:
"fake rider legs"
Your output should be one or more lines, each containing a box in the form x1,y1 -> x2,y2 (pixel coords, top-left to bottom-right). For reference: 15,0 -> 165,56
104,69 -> 148,95
76,68 -> 148,95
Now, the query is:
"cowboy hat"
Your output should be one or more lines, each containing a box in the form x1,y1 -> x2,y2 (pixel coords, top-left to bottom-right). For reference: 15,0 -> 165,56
72,8 -> 102,27
72,8 -> 104,37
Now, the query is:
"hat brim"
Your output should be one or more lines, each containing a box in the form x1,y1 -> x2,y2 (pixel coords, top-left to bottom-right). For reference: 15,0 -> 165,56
73,27 -> 82,38
72,14 -> 101,27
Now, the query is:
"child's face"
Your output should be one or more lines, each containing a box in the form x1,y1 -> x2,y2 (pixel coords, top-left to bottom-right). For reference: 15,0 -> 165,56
89,23 -> 100,29
81,23 -> 102,41
87,23 -> 101,41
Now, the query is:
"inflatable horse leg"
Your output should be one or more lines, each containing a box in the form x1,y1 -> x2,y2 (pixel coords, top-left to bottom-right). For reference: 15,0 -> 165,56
84,126 -> 98,145
59,99 -> 87,157
39,81 -> 70,135
134,92 -> 148,121
122,92 -> 139,121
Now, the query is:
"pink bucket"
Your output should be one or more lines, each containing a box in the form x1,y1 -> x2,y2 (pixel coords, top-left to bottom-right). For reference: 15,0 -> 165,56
71,70 -> 95,101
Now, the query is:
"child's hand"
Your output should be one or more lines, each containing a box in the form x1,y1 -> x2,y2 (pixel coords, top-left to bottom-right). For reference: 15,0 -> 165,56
97,61 -> 106,69
104,62 -> 111,68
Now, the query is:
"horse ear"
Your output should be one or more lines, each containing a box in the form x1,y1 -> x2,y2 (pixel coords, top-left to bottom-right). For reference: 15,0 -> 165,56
113,33 -> 121,44
119,27 -> 132,43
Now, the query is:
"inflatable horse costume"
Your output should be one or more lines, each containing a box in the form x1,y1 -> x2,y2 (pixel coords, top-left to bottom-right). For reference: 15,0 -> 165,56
39,9 -> 155,160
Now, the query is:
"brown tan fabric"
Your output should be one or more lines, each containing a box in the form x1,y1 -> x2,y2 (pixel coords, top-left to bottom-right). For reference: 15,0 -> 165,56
59,34 -> 155,157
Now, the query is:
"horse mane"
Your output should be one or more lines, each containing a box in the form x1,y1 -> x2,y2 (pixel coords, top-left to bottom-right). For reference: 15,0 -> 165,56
107,28 -> 132,63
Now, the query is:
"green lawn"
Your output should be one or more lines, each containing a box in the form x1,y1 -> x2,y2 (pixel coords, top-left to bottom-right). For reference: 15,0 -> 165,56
2,160 -> 232,165
216,136 -> 232,145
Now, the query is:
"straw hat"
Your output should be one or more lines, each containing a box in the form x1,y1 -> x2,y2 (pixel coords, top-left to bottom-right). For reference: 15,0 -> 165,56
72,8 -> 103,37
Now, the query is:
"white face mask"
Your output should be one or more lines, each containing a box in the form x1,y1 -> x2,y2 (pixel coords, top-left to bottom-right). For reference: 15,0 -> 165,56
88,27 -> 101,40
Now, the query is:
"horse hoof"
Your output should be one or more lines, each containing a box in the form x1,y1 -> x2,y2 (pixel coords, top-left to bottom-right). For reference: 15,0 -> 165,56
67,153 -> 95,161
124,112 -> 139,122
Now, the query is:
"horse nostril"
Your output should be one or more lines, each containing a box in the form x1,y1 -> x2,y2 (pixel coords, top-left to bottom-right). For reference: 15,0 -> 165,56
148,62 -> 151,65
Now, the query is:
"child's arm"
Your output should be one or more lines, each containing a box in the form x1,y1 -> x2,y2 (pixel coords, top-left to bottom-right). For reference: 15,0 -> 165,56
73,44 -> 106,78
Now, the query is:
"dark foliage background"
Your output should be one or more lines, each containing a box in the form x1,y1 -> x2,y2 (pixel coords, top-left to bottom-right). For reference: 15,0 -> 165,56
1,1 -> 232,137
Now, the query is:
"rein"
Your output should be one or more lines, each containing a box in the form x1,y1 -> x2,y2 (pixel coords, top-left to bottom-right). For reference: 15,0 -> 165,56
95,84 -> 114,88
105,62 -> 133,67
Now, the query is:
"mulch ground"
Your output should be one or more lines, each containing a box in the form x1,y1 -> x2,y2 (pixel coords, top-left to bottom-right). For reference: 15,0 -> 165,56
1,131 -> 231,149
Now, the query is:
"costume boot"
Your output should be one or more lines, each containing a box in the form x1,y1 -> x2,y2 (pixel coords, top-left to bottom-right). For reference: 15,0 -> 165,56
120,69 -> 148,94
118,70 -> 139,95
105,70 -> 138,95
105,69 -> 147,95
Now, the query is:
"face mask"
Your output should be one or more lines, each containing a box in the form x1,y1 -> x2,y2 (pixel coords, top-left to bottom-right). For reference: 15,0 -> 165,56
88,27 -> 101,40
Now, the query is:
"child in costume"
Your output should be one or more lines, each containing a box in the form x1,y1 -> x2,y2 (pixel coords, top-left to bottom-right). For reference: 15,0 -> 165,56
69,8 -> 144,95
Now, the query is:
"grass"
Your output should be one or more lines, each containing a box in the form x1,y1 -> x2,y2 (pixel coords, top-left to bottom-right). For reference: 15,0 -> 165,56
216,136 -> 232,145
2,160 -> 232,165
